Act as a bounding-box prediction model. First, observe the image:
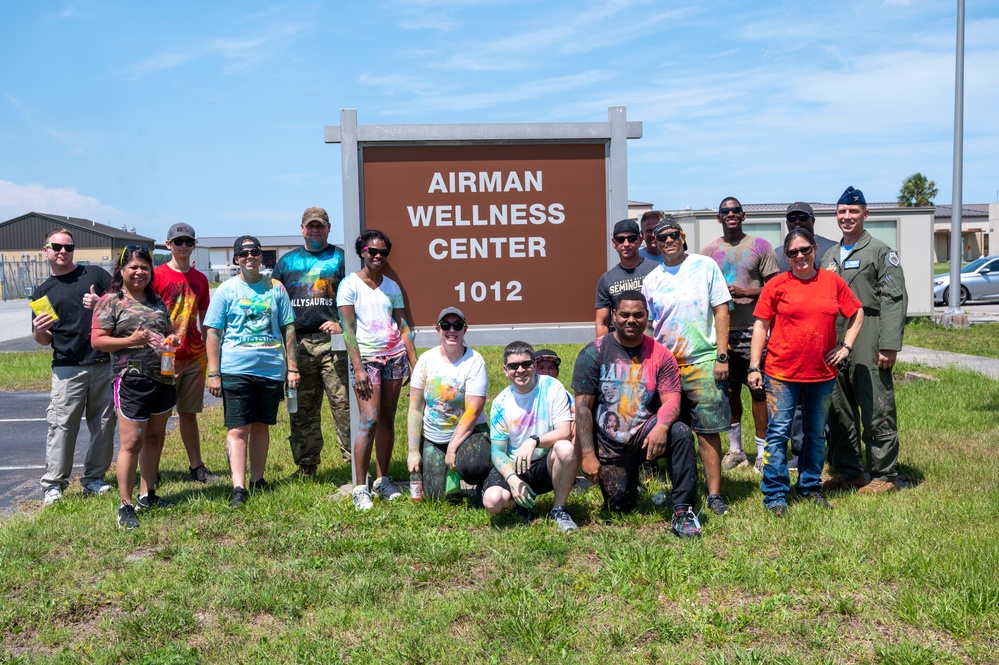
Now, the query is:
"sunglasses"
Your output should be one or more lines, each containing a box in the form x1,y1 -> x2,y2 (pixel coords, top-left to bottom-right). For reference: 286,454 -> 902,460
438,320 -> 465,331
786,213 -> 812,224
364,247 -> 390,257
171,237 -> 196,247
719,206 -> 743,215
119,245 -> 146,265
656,231 -> 682,242
505,360 -> 534,371
785,245 -> 815,258
235,247 -> 262,259
45,242 -> 75,253
613,234 -> 640,244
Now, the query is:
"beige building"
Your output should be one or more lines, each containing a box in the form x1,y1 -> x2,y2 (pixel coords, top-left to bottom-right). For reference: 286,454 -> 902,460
933,204 -> 997,262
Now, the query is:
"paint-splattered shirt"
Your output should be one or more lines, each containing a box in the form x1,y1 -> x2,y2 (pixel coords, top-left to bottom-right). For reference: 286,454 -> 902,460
489,375 -> 572,470
701,234 -> 779,330
153,264 -> 210,361
411,345 -> 488,443
642,254 -> 732,366
272,245 -> 345,333
92,292 -> 174,383
336,272 -> 405,358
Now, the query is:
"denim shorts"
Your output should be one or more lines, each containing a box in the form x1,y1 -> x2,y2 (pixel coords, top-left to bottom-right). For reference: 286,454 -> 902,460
350,350 -> 410,387
221,374 -> 283,428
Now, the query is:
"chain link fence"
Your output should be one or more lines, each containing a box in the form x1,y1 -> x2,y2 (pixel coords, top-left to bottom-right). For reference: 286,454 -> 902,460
0,257 -> 114,301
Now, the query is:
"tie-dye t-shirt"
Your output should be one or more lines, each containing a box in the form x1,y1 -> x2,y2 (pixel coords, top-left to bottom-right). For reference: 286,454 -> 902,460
410,345 -> 488,443
92,292 -> 174,383
753,270 -> 862,382
152,264 -> 210,361
204,276 -> 295,381
271,245 -> 345,333
336,272 -> 405,359
489,375 -> 572,470
642,254 -> 732,366
700,234 -> 779,330
571,334 -> 680,451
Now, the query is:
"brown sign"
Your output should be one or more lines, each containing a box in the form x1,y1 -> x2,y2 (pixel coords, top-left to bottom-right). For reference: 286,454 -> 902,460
361,143 -> 608,327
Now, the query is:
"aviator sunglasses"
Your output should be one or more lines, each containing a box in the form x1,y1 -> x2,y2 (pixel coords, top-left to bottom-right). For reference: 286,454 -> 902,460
45,242 -> 75,253
364,246 -> 390,257
505,360 -> 534,371
785,245 -> 815,258
438,320 -> 465,331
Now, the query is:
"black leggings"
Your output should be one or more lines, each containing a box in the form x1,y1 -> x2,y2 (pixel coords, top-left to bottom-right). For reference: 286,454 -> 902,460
421,424 -> 492,500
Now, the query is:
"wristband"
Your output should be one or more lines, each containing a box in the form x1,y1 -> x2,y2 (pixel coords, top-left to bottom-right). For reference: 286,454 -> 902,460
287,369 -> 300,374
208,373 -> 221,378
842,343 -> 853,352
504,473 -> 518,483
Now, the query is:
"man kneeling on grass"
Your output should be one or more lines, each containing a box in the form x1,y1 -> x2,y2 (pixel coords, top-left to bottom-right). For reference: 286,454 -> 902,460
482,341 -> 579,531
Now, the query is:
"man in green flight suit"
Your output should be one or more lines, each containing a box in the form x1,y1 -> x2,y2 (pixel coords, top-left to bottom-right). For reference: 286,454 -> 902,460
821,186 -> 908,494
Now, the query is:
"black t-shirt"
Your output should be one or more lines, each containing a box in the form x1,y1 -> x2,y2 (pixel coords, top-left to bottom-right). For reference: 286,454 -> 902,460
31,265 -> 112,367
594,259 -> 657,331
271,245 -> 345,333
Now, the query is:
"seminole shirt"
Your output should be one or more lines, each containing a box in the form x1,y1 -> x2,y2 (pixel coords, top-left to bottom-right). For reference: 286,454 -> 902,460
753,270 -> 862,383
31,265 -> 112,367
92,292 -> 174,383
642,254 -> 732,366
410,345 -> 488,443
571,334 -> 680,456
701,234 -> 779,330
489,375 -> 572,470
594,259 -> 658,327
204,276 -> 295,382
272,245 -> 345,333
153,264 -> 210,361
336,272 -> 405,358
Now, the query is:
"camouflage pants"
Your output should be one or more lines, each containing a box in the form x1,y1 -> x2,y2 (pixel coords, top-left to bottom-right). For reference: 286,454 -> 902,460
288,333 -> 351,467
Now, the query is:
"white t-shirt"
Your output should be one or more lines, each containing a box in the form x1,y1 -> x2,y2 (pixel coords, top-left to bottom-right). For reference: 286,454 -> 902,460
489,375 -> 572,462
411,345 -> 488,443
336,272 -> 405,358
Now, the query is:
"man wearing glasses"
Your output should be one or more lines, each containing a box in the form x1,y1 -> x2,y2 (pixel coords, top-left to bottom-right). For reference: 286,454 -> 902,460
152,223 -> 219,484
594,219 -> 657,337
30,228 -> 115,506
701,197 -> 780,475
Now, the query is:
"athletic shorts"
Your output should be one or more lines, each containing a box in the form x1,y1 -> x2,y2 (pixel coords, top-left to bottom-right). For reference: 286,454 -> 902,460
727,330 -> 765,398
349,350 -> 409,387
174,355 -> 207,413
678,360 -> 731,434
114,374 -> 177,422
482,454 -> 554,496
221,374 -> 283,428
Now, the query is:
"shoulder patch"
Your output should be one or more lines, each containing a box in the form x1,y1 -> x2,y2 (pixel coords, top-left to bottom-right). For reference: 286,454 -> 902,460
886,251 -> 900,267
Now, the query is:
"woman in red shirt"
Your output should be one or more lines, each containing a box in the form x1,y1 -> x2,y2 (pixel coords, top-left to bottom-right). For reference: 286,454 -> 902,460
749,228 -> 863,516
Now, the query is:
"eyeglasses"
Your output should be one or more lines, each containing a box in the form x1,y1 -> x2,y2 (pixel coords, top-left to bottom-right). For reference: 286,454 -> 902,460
438,320 -> 465,331
786,213 -> 812,224
45,242 -> 75,253
505,360 -> 534,371
785,245 -> 815,258
171,237 -> 196,247
235,248 -> 262,259
119,245 -> 145,265
656,231 -> 682,242
613,234 -> 640,244
364,247 -> 390,257
719,206 -> 743,215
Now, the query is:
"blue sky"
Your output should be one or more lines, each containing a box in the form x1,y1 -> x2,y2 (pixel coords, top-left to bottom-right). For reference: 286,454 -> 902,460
1,1 -> 996,244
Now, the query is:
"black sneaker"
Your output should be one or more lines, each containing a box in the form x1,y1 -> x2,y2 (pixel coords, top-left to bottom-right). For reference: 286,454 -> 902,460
250,477 -> 269,491
513,505 -> 534,523
707,493 -> 730,516
189,464 -> 220,483
229,487 -> 249,508
799,490 -> 833,509
117,503 -> 139,529
136,490 -> 172,511
670,507 -> 702,539
767,502 -> 788,517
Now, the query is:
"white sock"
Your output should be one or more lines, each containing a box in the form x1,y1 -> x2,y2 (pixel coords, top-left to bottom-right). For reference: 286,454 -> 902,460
756,437 -> 766,461
727,423 -> 743,454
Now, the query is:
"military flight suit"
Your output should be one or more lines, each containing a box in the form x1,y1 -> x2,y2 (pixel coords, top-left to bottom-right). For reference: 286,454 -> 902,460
821,230 -> 907,482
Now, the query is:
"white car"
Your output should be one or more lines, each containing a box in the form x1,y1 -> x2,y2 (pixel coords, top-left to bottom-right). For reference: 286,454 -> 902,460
933,256 -> 999,305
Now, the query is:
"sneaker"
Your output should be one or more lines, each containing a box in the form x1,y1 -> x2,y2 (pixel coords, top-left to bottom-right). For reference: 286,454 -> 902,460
136,490 -> 172,511
189,464 -> 220,483
513,505 -> 533,523
822,473 -> 868,491
722,450 -> 749,471
670,507 -> 702,539
82,479 -> 112,496
799,490 -> 833,509
372,476 -> 403,501
787,456 -> 799,472
707,493 -> 730,516
549,506 -> 578,532
43,487 -> 63,506
753,457 -> 763,476
229,487 -> 249,508
857,478 -> 900,495
298,464 -> 318,479
250,477 -> 269,491
117,503 -> 139,529
766,501 -> 788,517
352,485 -> 374,511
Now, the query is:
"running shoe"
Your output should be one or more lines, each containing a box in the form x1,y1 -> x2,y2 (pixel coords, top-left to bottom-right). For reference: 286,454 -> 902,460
250,477 -> 269,491
229,487 -> 249,508
721,450 -> 749,471
82,479 -> 112,496
372,476 -> 403,501
352,485 -> 374,511
117,503 -> 139,529
43,487 -> 63,507
136,490 -> 172,510
799,490 -> 833,509
549,506 -> 578,532
707,493 -> 730,516
189,464 -> 220,483
766,501 -> 788,517
670,507 -> 702,539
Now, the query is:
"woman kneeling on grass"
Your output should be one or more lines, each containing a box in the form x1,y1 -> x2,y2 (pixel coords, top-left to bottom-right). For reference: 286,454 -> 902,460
407,306 -> 492,502
749,228 -> 864,516
92,246 -> 179,529
338,229 -> 418,511
205,235 -> 298,509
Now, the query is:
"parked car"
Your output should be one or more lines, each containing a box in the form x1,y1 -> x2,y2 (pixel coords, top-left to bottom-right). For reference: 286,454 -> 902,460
933,256 -> 999,305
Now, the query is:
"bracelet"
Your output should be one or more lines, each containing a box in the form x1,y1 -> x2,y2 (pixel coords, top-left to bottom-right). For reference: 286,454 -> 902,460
287,369 -> 300,374
505,473 -> 518,482
747,367 -> 761,375
208,373 -> 221,378
842,343 -> 853,352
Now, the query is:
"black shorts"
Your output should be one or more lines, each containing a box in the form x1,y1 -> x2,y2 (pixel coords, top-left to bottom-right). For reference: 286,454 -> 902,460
221,374 -> 284,428
483,454 -> 554,496
114,374 -> 177,422
727,330 -> 765,398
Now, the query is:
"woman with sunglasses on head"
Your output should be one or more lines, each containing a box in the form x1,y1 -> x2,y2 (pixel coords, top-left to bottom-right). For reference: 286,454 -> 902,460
204,236 -> 298,509
338,229 -> 418,511
406,307 -> 492,502
748,228 -> 864,517
92,246 -> 179,529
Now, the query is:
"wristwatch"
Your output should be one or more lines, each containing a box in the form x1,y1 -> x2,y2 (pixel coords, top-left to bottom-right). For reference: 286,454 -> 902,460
530,434 -> 541,446
717,353 -> 730,363
747,367 -> 761,375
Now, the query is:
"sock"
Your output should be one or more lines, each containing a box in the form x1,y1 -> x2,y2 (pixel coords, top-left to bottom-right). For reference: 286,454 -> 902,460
727,423 -> 743,454
756,437 -> 766,461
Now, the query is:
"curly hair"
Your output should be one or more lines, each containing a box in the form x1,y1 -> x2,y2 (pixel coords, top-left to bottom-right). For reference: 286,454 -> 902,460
355,229 -> 392,257
110,247 -> 157,301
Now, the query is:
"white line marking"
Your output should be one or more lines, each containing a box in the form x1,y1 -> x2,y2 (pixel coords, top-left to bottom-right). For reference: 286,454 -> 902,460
1,464 -> 82,471
0,418 -> 48,422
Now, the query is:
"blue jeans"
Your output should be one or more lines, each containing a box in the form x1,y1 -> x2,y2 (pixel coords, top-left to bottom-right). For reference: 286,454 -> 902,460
761,375 -> 835,507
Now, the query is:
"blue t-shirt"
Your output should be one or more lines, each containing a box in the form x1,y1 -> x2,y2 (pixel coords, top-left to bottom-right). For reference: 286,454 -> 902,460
204,275 -> 295,381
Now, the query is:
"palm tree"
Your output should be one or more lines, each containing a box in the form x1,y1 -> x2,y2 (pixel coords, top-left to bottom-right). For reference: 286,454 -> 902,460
897,173 -> 939,207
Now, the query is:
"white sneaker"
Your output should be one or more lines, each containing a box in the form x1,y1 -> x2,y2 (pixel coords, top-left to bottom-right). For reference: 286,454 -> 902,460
352,485 -> 374,511
372,476 -> 403,501
43,487 -> 63,506
82,479 -> 112,496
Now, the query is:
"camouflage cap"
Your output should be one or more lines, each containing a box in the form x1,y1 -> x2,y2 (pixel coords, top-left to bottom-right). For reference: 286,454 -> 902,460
302,207 -> 330,226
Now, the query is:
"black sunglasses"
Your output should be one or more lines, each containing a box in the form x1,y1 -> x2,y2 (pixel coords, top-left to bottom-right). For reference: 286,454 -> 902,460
785,245 -> 815,258
438,320 -> 465,331
119,245 -> 147,265
505,360 -> 534,371
171,237 -> 196,247
613,234 -> 640,244
786,213 -> 812,224
656,231 -> 682,242
236,248 -> 262,259
45,242 -> 75,253
719,206 -> 743,215
364,247 -> 390,257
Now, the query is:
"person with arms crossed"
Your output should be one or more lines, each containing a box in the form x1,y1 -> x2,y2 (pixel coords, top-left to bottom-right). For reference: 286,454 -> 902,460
594,219 -> 657,337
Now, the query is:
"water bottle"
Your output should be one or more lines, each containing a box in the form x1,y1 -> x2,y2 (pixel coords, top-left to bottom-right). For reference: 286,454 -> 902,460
160,344 -> 175,376
286,386 -> 298,414
410,472 -> 423,501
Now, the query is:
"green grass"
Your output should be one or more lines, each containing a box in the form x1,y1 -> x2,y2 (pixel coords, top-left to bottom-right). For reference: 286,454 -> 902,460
1,344 -> 998,663
0,349 -> 51,392
905,318 -> 999,358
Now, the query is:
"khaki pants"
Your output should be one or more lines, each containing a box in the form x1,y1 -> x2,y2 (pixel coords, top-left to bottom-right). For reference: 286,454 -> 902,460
288,333 -> 351,466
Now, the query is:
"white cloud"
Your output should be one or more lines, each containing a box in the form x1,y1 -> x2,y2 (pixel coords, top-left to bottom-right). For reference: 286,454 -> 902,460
0,180 -> 125,224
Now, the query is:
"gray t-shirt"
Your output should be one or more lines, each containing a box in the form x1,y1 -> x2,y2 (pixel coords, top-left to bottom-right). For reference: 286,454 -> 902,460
776,234 -> 838,273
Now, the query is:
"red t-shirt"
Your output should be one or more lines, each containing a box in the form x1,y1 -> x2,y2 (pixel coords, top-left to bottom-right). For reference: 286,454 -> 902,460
753,269 -> 861,382
152,264 -> 210,361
